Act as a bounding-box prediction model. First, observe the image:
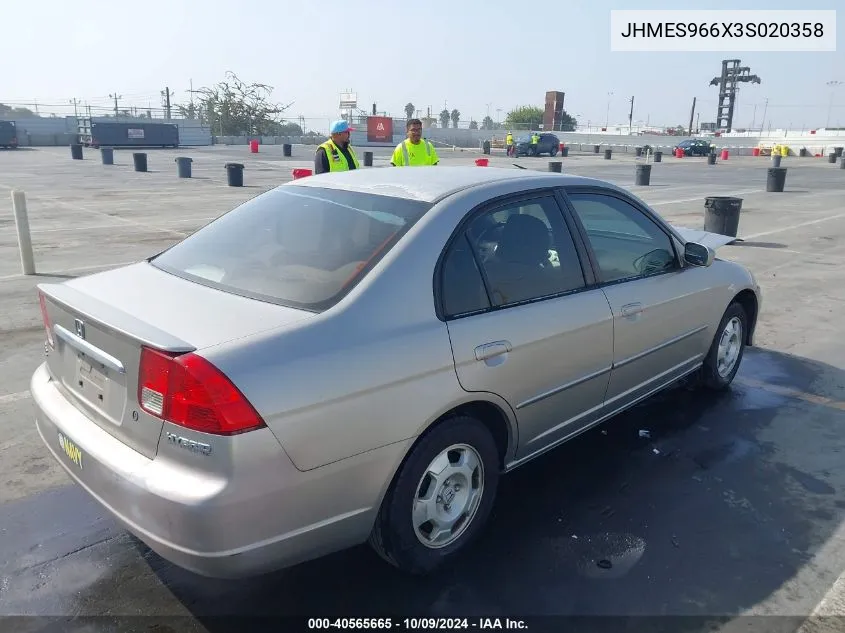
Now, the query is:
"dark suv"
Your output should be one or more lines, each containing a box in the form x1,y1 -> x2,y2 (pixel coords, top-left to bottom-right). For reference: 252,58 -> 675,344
516,132 -> 560,157
673,138 -> 712,156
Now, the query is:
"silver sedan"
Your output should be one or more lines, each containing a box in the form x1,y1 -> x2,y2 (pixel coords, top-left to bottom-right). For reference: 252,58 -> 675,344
32,167 -> 760,578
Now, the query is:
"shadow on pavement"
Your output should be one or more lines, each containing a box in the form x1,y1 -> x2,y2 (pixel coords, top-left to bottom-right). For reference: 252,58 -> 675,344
3,348 -> 844,629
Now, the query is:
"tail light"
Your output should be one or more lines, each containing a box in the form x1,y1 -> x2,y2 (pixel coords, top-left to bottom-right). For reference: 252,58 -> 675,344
38,291 -> 54,348
138,347 -> 265,436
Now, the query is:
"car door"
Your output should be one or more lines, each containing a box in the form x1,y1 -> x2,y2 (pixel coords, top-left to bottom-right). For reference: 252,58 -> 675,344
438,192 -> 615,463
561,188 -> 713,413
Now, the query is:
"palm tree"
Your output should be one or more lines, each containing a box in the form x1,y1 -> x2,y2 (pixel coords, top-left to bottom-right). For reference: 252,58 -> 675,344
439,109 -> 451,129
450,109 -> 461,128
404,102 -> 415,119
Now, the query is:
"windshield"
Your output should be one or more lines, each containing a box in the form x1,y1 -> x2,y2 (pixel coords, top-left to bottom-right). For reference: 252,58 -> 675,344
517,135 -> 531,143
151,186 -> 432,311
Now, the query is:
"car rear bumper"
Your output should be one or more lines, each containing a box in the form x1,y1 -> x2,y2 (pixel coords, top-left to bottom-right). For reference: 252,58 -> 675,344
31,362 -> 411,578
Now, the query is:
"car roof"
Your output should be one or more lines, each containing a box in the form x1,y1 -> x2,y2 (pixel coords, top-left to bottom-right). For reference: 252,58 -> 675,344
285,166 -> 601,203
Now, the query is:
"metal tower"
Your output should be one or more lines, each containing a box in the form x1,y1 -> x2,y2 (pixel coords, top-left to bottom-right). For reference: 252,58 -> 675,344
709,59 -> 761,132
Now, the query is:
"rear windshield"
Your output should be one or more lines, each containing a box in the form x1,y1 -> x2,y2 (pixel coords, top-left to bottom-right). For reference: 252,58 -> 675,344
151,185 -> 432,311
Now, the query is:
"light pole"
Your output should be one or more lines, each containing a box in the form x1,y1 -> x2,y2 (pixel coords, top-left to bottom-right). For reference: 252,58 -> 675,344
605,91 -> 613,127
826,81 -> 843,128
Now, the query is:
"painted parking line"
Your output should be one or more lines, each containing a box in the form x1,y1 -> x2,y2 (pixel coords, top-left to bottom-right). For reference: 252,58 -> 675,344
0,259 -> 143,282
0,391 -> 31,406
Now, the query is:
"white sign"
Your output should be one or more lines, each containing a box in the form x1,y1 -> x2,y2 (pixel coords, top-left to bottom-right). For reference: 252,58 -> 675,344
610,10 -> 836,52
127,128 -> 145,139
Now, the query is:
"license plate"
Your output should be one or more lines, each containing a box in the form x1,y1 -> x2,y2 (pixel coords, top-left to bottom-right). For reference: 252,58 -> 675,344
58,432 -> 84,470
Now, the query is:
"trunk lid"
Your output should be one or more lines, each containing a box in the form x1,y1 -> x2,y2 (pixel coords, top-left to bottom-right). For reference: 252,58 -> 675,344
38,262 -> 312,459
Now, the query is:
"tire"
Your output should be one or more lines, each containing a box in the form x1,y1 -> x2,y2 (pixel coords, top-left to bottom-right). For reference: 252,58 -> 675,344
368,415 -> 500,575
549,147 -> 558,157
701,301 -> 747,390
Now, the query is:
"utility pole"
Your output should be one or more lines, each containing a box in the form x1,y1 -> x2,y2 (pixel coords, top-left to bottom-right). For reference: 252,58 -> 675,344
688,97 -> 696,136
628,96 -> 634,134
69,98 -> 80,119
606,91 -> 613,128
760,97 -> 769,133
826,81 -> 843,128
161,86 -> 172,119
109,93 -> 122,118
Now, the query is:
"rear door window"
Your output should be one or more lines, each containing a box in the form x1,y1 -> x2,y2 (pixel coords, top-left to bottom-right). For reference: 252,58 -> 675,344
152,186 -> 431,311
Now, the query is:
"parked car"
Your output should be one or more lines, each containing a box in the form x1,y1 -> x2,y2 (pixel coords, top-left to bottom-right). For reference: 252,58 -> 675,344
32,167 -> 760,579
0,121 -> 18,149
673,138 -> 713,156
516,132 -> 560,157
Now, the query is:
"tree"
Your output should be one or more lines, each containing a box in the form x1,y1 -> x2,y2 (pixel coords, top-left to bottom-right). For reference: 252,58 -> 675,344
505,105 -> 543,131
0,103 -> 37,118
404,102 -> 415,119
469,120 -> 479,130
450,109 -> 461,128
481,115 -> 494,130
185,71 -> 292,136
439,109 -> 451,129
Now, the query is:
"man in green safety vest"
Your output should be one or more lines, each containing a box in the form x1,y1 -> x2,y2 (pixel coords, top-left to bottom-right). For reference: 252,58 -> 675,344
506,131 -> 514,156
391,118 -> 439,167
315,120 -> 360,174
530,132 -> 540,156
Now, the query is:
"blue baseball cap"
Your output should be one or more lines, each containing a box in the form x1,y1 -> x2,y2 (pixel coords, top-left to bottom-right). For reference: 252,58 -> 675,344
330,120 -> 354,134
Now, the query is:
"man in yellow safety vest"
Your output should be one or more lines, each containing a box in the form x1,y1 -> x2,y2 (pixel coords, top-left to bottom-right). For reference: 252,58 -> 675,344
391,118 -> 439,167
530,132 -> 540,156
315,119 -> 360,174
506,131 -> 514,157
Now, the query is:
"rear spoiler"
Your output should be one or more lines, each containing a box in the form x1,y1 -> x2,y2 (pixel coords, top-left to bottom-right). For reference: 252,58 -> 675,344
670,225 -> 739,250
37,282 -> 195,353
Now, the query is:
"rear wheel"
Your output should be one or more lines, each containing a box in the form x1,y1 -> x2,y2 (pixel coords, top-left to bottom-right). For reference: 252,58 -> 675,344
368,416 -> 500,574
701,301 -> 747,389
549,147 -> 558,157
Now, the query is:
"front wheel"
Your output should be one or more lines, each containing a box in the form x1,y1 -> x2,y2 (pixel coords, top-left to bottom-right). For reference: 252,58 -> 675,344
701,301 -> 747,389
368,416 -> 500,574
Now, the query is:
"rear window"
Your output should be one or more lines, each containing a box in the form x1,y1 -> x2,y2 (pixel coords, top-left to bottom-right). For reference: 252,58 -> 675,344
151,185 -> 431,311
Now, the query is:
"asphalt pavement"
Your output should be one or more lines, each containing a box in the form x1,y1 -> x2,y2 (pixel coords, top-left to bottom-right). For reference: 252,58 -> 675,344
1,144 -> 844,633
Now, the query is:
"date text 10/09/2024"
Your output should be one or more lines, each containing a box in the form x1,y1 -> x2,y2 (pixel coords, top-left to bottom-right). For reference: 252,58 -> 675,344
308,618 -> 528,630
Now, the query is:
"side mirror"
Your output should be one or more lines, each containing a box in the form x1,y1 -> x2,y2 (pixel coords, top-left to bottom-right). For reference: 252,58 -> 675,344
684,242 -> 715,267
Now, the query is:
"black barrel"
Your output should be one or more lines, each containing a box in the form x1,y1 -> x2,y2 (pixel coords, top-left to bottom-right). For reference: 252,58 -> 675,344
363,151 -> 373,167
561,146 -> 569,157
70,143 -> 83,160
604,148 -> 612,160
100,147 -> 114,165
482,140 -> 491,155
829,153 -> 837,164
707,153 -> 717,165
594,145 -> 601,154
635,163 -> 651,186
771,154 -> 782,168
766,167 -> 787,192
549,161 -> 562,173
799,148 -> 809,157
840,157 -> 845,170
835,147 -> 843,158
132,152 -> 147,172
225,162 -> 244,187
704,196 -> 743,237
283,144 -> 292,157
175,156 -> 193,178
654,151 -> 663,163
635,147 -> 643,157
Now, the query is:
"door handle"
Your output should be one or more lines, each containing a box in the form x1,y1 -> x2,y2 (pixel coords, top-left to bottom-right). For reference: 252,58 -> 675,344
474,341 -> 512,362
621,302 -> 643,317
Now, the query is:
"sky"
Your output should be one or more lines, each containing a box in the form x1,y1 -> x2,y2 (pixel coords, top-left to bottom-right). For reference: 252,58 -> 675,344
2,0 -> 843,130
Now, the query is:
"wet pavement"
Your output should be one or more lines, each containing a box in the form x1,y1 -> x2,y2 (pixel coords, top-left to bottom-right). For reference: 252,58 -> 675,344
2,146 -> 845,632
2,349 -> 845,632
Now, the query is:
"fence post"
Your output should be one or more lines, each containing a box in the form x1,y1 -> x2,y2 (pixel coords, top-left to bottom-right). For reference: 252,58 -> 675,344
11,190 -> 36,275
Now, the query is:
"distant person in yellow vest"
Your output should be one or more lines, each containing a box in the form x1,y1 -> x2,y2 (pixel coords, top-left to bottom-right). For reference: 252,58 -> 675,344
391,118 -> 439,166
506,131 -> 514,157
530,132 -> 540,156
314,120 -> 360,174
